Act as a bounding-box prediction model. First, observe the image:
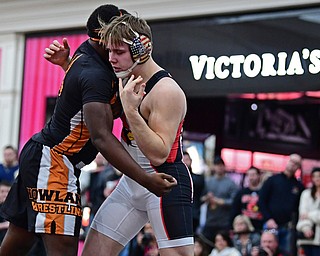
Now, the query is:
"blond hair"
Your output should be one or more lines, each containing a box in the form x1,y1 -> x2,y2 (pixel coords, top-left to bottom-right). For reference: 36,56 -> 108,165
99,14 -> 152,48
233,214 -> 255,232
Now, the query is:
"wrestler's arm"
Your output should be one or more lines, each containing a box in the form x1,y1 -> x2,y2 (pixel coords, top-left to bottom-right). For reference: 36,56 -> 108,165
120,76 -> 186,166
83,102 -> 177,196
43,40 -> 177,195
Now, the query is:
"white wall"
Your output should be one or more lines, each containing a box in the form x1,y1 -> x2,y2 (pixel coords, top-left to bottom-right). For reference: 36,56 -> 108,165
0,0 -> 318,160
0,34 -> 24,157
0,0 -> 319,33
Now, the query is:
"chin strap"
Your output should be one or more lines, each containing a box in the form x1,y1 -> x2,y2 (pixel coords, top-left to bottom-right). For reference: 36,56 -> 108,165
114,59 -> 140,79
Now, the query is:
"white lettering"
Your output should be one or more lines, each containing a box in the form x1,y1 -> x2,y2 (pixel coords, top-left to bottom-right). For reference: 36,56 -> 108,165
277,52 -> 287,76
286,51 -> 304,75
243,54 -> 261,78
215,56 -> 230,79
229,55 -> 245,78
309,49 -> 320,74
302,48 -> 310,59
261,53 -> 277,77
189,55 -> 207,80
205,57 -> 215,79
188,48 -> 320,81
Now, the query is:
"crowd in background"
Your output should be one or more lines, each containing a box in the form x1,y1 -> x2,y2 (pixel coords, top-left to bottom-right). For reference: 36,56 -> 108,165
184,151 -> 320,256
0,145 -> 319,256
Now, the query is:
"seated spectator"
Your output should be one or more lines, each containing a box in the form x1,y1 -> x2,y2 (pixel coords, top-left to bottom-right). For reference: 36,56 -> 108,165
296,167 -> 320,256
209,230 -> 241,256
232,214 -> 261,256
0,181 -> 46,255
0,181 -> 11,244
251,230 -> 290,256
129,222 -> 159,256
194,235 -> 209,256
0,181 -> 11,204
0,145 -> 19,184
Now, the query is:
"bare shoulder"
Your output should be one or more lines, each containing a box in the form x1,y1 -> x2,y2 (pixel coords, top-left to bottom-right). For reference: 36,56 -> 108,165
152,76 -> 186,98
146,77 -> 187,119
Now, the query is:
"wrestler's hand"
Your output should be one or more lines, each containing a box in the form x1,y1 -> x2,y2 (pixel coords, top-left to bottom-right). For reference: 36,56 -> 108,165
118,75 -> 146,113
145,172 -> 177,197
43,38 -> 71,71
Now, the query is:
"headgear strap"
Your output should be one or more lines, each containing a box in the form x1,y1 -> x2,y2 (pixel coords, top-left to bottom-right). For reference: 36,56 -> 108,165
121,22 -> 152,64
113,21 -> 152,79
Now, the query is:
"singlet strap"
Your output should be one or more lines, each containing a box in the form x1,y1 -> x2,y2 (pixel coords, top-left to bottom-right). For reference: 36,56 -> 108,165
137,70 -> 172,121
144,70 -> 172,94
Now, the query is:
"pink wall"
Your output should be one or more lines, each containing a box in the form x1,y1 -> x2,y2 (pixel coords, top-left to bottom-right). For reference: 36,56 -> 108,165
19,34 -> 122,150
0,48 -> 2,88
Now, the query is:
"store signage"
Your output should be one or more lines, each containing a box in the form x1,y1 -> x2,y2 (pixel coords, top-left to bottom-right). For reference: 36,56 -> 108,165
189,48 -> 320,80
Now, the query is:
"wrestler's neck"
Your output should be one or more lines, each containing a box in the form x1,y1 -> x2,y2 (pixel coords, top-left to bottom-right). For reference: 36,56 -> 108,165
89,39 -> 108,60
131,58 -> 162,83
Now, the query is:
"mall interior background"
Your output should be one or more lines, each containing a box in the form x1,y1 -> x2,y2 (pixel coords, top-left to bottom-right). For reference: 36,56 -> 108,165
0,0 -> 319,186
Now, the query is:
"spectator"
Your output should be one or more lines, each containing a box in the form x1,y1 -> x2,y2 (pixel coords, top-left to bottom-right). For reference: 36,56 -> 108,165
0,181 -> 10,204
0,145 -> 19,184
209,230 -> 241,256
183,151 -> 205,234
231,166 -> 263,231
0,181 -> 11,244
259,153 -> 304,255
232,214 -> 261,256
194,235 -> 209,256
79,153 -> 122,240
296,167 -> 320,256
103,168 -> 122,198
200,156 -> 238,250
0,181 -> 46,256
87,153 -> 119,216
129,222 -> 159,256
251,230 -> 290,256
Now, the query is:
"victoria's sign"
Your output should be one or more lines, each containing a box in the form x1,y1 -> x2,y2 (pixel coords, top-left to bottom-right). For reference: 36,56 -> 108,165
150,7 -> 320,96
189,48 -> 320,80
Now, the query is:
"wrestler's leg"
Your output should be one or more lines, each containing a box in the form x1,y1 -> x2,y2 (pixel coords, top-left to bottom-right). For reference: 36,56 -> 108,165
0,223 -> 36,255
